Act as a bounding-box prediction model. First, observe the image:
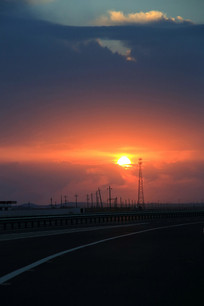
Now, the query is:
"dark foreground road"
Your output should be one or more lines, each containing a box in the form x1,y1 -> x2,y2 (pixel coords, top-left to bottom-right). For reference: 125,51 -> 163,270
0,220 -> 204,306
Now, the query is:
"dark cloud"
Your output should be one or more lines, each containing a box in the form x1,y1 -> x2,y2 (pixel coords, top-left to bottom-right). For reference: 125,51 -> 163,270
1,14 -> 203,145
1,160 -> 204,204
0,162 -> 125,204
1,14 -> 203,92
136,160 -> 204,203
0,0 -> 32,18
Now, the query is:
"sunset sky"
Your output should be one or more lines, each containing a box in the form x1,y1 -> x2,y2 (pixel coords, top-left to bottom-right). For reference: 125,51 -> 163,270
0,0 -> 204,204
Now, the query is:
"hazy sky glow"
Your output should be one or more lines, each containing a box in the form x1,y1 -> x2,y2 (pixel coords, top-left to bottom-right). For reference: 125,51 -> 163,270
0,0 -> 204,204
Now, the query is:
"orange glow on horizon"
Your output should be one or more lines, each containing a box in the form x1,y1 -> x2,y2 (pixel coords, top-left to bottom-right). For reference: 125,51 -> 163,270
0,145 -> 203,165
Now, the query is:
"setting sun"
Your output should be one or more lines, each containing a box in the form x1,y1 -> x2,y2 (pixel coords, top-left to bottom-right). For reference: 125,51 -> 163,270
117,156 -> 132,167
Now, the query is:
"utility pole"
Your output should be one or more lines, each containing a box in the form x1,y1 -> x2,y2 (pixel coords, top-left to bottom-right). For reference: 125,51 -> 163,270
91,193 -> 94,208
96,191 -> 99,207
64,195 -> 67,206
98,188 -> 103,208
137,158 -> 145,208
86,194 -> 90,208
75,194 -> 78,208
61,195 -> 63,207
50,197 -> 53,206
107,186 -> 112,208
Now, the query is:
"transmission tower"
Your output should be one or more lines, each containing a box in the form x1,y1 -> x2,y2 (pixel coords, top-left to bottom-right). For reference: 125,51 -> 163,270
137,158 -> 145,208
98,188 -> 103,208
107,186 -> 112,208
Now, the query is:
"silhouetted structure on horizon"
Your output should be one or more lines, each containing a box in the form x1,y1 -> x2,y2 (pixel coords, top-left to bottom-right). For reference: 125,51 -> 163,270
137,158 -> 145,208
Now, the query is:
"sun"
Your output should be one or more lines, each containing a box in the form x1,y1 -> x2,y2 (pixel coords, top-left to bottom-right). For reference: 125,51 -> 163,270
117,156 -> 132,167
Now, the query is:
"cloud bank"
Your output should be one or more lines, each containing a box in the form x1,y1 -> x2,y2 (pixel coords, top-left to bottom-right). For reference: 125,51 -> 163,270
94,10 -> 191,26
1,160 -> 204,204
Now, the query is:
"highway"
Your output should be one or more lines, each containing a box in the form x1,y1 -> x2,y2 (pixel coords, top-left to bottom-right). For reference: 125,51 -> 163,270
0,219 -> 204,306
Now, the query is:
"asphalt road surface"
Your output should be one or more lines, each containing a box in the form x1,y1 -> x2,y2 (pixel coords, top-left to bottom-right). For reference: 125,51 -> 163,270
0,220 -> 204,306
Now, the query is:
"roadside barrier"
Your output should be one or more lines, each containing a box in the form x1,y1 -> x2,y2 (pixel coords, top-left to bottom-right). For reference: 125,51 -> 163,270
0,210 -> 204,232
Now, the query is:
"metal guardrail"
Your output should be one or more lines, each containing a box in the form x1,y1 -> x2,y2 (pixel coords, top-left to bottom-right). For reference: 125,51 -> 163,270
0,210 -> 204,232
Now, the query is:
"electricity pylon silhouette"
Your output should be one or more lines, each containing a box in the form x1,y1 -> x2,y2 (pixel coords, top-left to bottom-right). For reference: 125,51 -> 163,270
137,158 -> 145,208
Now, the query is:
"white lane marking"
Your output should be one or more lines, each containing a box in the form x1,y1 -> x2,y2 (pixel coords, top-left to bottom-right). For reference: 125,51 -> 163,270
0,223 -> 148,242
0,221 -> 202,285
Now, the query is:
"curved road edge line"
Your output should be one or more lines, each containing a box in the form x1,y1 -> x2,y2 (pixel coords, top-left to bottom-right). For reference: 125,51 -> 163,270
0,221 -> 203,285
